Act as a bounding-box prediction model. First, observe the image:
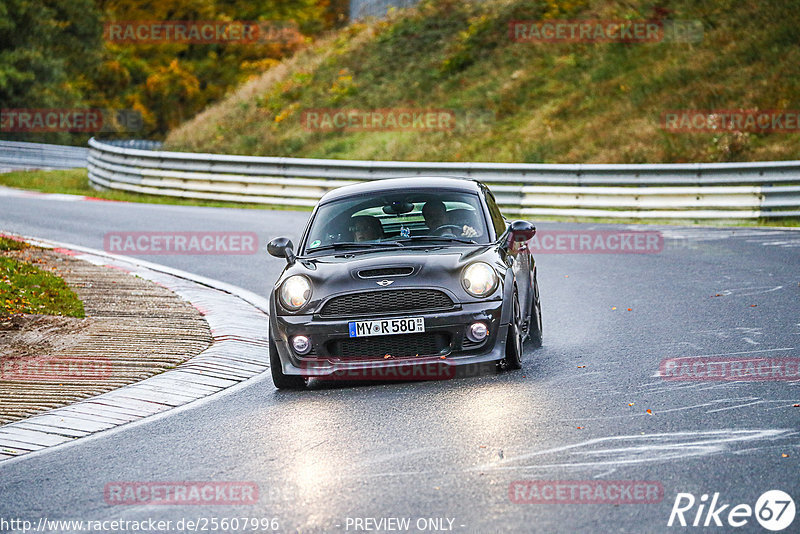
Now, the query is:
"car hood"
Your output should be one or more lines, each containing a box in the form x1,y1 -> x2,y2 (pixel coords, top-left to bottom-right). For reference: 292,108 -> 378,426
275,245 -> 507,311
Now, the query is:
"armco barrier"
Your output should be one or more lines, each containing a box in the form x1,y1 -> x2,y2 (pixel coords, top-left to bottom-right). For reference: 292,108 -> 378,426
0,140 -> 89,171
87,138 -> 800,219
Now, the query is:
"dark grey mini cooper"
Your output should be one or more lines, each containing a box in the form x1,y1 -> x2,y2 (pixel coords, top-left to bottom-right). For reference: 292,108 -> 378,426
266,177 -> 541,389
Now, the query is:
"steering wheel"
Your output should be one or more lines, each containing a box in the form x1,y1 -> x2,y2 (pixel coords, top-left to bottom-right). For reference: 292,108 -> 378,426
431,224 -> 463,236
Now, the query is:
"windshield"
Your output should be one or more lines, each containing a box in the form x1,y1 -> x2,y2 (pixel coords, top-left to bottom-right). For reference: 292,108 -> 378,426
302,190 -> 489,253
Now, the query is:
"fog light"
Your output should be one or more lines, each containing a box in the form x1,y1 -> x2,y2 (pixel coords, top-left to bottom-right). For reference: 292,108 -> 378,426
467,322 -> 489,343
291,335 -> 311,355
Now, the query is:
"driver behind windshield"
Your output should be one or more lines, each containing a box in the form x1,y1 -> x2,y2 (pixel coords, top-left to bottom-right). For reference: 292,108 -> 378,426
422,200 -> 478,238
351,215 -> 383,242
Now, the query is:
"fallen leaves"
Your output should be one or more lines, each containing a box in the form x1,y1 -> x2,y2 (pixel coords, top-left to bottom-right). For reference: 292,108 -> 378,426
793,404 -> 799,408
646,409 -> 653,415
628,402 -> 635,406
576,426 -> 584,430
782,453 -> 789,458
577,365 -> 586,368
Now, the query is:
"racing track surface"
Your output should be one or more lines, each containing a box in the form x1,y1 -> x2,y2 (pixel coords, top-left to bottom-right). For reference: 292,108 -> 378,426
0,191 -> 799,533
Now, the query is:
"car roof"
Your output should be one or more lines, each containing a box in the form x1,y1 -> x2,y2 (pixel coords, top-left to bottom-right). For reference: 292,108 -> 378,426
318,176 -> 484,204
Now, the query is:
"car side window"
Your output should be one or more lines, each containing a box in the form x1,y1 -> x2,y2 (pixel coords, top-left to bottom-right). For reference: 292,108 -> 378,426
485,191 -> 507,240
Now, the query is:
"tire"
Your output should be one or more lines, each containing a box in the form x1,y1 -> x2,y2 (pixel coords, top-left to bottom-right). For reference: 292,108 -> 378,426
269,334 -> 306,390
504,292 -> 523,370
528,272 -> 543,348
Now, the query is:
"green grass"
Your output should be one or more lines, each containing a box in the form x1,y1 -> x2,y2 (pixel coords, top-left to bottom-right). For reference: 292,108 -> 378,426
165,0 -> 800,164
0,239 -> 85,318
0,237 -> 29,251
0,169 -> 311,211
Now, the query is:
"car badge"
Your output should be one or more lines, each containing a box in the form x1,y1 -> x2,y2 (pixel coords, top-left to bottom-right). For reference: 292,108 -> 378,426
377,280 -> 394,287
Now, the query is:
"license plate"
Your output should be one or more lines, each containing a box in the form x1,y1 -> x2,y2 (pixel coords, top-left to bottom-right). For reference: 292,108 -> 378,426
349,317 -> 425,338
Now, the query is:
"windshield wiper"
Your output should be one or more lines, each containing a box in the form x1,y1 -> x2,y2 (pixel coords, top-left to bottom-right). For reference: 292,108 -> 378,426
396,236 -> 478,245
308,241 -> 403,253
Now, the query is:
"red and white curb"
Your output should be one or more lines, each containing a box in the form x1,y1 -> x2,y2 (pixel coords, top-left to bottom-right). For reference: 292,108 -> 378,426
0,236 -> 272,462
0,185 -> 116,203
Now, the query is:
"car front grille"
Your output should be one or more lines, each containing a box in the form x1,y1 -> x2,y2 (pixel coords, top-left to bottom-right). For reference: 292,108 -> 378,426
319,289 -> 455,317
327,333 -> 451,358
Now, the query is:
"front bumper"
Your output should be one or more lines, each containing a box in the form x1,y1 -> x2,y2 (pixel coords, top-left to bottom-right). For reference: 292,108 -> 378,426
270,300 -> 509,379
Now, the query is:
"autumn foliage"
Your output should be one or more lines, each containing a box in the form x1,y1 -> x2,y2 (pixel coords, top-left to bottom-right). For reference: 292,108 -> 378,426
0,0 -> 347,142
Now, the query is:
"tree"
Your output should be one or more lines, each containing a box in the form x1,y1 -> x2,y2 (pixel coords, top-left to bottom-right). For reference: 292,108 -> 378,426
0,0 -> 102,142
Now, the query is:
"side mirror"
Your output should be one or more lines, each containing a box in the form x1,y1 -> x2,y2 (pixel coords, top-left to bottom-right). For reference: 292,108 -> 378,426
509,220 -> 536,243
267,237 -> 296,265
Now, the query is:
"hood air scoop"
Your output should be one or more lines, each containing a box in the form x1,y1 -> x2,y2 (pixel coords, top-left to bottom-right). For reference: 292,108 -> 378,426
357,266 -> 415,279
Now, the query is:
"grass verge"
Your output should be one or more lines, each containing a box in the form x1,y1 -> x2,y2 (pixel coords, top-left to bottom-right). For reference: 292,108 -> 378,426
0,238 -> 85,318
165,0 -> 800,165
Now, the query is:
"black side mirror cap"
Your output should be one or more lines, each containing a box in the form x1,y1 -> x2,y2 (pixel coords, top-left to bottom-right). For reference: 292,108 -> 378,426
509,220 -> 536,243
267,237 -> 296,265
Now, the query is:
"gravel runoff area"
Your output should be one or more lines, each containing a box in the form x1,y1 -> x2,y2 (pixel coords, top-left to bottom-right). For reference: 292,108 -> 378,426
0,245 -> 213,425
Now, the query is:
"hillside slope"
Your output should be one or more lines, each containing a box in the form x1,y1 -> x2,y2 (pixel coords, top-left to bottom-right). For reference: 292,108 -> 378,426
165,0 -> 800,163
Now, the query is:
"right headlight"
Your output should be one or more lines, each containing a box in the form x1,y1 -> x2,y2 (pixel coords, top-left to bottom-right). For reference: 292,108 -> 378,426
461,262 -> 498,298
279,275 -> 312,311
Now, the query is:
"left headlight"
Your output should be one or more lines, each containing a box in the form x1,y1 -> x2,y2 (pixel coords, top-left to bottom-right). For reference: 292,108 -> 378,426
279,275 -> 312,311
461,262 -> 498,298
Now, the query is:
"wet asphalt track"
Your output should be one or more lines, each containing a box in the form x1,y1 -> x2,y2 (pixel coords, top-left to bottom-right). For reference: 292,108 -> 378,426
0,191 -> 799,533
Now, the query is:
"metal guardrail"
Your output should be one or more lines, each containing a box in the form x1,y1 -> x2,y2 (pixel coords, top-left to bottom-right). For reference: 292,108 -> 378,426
101,139 -> 164,151
87,138 -> 800,219
0,140 -> 89,171
350,0 -> 420,19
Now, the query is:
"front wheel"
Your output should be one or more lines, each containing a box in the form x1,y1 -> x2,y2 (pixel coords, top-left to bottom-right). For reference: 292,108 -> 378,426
269,334 -> 306,390
528,272 -> 542,348
504,293 -> 523,370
